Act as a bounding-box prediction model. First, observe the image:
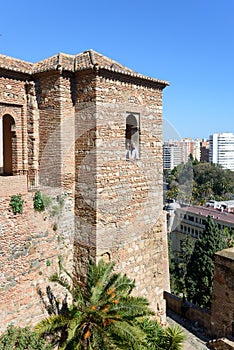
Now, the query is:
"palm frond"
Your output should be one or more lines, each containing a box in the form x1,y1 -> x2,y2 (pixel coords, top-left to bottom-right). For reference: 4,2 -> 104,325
113,273 -> 135,293
34,314 -> 69,335
109,296 -> 153,319
136,318 -> 165,350
50,272 -> 73,294
88,260 -> 115,302
161,324 -> 185,350
108,320 -> 146,349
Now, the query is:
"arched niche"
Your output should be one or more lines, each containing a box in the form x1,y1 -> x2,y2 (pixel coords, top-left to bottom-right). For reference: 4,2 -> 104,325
0,114 -> 16,175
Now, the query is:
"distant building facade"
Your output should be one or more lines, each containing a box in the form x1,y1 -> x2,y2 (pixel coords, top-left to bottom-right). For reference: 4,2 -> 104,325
200,139 -> 210,162
163,138 -> 201,170
163,142 -> 181,170
168,204 -> 234,260
209,132 -> 234,171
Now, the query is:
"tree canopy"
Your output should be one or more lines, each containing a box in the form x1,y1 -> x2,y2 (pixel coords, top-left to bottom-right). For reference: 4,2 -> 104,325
165,161 -> 234,204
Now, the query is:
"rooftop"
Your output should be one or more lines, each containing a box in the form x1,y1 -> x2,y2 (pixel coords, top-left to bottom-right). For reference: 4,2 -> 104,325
179,205 -> 234,225
0,49 -> 169,87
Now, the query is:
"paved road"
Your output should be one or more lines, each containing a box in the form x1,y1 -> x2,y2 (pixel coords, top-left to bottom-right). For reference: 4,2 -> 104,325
167,310 -> 210,350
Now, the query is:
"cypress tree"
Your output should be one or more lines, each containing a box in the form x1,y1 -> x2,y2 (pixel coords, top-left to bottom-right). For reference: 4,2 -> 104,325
185,216 -> 228,309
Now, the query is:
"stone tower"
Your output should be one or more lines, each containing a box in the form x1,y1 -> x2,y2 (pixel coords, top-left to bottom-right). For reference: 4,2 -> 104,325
0,50 -> 170,329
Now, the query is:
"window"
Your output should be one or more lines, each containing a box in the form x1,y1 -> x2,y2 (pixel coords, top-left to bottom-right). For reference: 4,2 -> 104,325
188,215 -> 194,222
125,113 -> 140,160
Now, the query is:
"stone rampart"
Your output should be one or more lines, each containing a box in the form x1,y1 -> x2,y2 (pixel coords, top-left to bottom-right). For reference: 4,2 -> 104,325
0,189 -> 74,333
211,248 -> 234,339
164,292 -> 211,332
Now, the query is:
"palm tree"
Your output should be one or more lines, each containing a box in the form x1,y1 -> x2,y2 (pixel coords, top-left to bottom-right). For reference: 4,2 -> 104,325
35,259 -> 153,349
136,318 -> 185,350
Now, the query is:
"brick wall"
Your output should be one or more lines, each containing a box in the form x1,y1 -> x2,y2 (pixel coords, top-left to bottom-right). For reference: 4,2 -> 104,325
210,248 -> 234,338
0,190 -> 74,333
0,175 -> 27,196
164,292 -> 211,332
72,69 -> 169,322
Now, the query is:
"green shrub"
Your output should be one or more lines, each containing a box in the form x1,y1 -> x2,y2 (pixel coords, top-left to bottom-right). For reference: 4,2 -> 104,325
33,191 -> 45,212
10,194 -> 24,214
41,194 -> 52,208
0,324 -> 51,350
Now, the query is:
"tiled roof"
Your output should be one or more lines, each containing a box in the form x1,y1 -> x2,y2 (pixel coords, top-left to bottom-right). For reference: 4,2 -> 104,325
179,206 -> 234,225
0,54 -> 33,74
74,50 -> 138,73
0,50 -> 169,86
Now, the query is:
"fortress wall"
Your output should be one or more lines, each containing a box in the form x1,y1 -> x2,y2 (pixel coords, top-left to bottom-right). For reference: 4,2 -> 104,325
0,190 -> 74,333
211,248 -> 234,338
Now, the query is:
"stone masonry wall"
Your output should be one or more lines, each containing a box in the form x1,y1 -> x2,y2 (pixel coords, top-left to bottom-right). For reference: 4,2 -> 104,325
37,71 -> 76,192
0,190 -> 74,333
95,73 -> 169,321
73,71 -> 98,276
0,175 -> 28,197
59,72 -> 76,193
37,72 -> 63,187
210,248 -> 234,338
0,51 -> 169,330
71,69 -> 169,321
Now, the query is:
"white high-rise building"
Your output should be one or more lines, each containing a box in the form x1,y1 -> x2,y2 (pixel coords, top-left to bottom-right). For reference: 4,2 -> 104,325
163,142 -> 181,170
209,132 -> 234,171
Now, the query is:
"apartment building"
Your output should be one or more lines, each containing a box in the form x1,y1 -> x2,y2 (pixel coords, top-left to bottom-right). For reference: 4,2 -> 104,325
163,138 -> 201,170
209,132 -> 234,171
168,204 -> 234,260
163,141 -> 181,170
200,139 -> 210,162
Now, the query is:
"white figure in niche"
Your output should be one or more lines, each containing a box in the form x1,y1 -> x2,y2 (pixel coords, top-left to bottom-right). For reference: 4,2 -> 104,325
130,142 -> 139,160
126,142 -> 131,160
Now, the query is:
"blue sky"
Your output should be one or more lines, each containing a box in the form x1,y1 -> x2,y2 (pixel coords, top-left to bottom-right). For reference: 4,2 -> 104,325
1,0 -> 233,140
